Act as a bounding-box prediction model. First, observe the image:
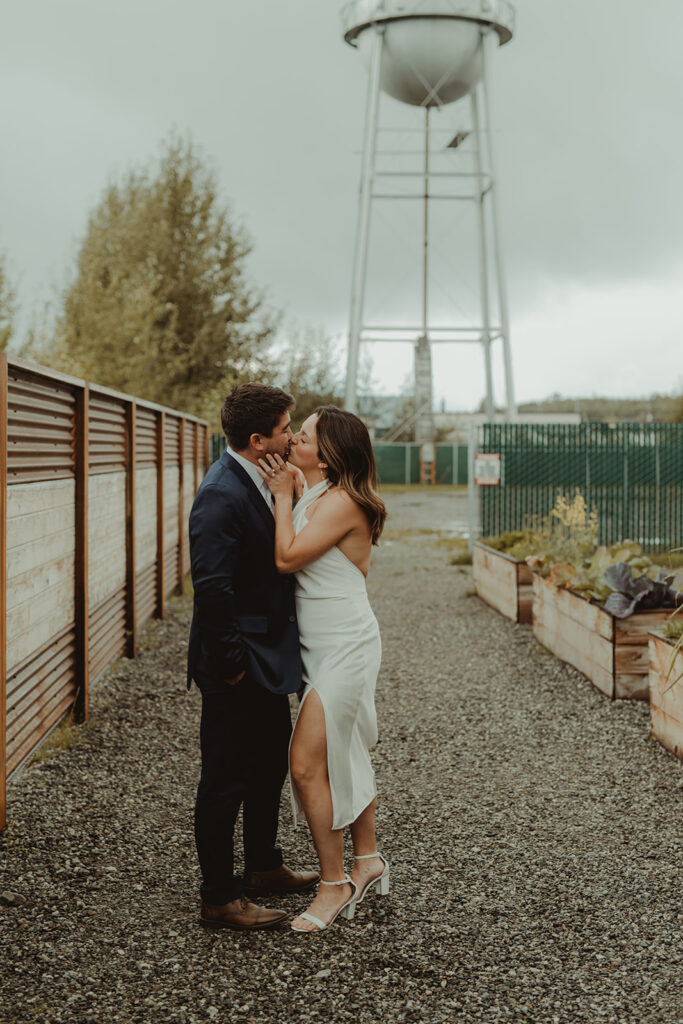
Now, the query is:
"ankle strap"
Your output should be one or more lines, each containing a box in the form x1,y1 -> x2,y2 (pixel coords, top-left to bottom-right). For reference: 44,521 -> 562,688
319,875 -> 352,886
354,853 -> 380,860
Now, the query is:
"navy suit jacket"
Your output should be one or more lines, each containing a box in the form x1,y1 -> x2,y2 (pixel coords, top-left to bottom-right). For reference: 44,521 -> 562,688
186,450 -> 302,695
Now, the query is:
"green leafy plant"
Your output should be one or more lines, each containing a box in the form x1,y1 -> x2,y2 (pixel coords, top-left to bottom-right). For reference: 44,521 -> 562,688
662,574 -> 683,691
602,563 -> 683,619
484,491 -> 682,617
542,542 -> 650,602
662,617 -> 683,642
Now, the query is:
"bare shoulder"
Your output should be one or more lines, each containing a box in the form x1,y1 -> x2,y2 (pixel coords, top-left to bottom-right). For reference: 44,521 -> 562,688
324,487 -> 368,526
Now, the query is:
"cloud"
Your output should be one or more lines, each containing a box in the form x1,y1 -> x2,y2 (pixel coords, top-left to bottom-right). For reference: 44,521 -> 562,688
1,0 -> 681,406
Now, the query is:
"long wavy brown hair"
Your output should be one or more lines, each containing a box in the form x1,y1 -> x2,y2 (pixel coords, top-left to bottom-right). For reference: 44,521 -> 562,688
315,406 -> 387,545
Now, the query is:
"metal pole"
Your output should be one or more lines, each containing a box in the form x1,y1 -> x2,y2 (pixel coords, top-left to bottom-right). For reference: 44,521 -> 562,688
467,422 -> 478,553
471,86 -> 495,423
480,29 -> 517,423
422,105 -> 430,341
344,26 -> 384,413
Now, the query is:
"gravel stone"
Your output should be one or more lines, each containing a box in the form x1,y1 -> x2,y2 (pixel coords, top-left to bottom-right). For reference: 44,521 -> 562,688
0,890 -> 26,907
1,490 -> 681,1024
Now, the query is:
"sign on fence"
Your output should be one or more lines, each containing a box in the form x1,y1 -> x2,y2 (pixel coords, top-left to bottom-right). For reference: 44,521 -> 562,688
474,453 -> 501,486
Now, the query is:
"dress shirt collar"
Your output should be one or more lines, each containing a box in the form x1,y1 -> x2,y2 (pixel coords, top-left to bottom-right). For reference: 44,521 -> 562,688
226,446 -> 273,511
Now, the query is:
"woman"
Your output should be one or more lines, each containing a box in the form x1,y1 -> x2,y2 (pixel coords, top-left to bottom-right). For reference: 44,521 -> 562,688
257,406 -> 389,933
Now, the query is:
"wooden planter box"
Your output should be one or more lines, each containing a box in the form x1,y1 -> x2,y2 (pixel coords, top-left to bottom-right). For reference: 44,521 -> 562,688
649,633 -> 683,761
473,542 -> 533,625
532,575 -> 671,700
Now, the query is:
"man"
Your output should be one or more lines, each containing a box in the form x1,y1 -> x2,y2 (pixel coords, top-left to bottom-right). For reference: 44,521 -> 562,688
187,383 -> 319,930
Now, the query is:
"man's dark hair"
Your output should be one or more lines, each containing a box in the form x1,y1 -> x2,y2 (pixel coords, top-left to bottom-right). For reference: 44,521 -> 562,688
221,383 -> 295,450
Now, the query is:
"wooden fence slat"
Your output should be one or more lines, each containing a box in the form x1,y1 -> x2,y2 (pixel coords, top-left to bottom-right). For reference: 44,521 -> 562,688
1,352 -> 8,831
126,403 -> 137,658
74,385 -> 89,723
156,410 -> 165,618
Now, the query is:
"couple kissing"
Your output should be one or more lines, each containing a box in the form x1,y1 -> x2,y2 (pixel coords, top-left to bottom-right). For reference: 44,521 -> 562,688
187,383 -> 389,933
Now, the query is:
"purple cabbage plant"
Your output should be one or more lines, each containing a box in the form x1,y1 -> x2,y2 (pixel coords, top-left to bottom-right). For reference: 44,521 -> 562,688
603,562 -> 683,619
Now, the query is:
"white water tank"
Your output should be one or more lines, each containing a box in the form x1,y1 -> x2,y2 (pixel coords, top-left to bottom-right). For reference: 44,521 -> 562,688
342,0 -> 514,107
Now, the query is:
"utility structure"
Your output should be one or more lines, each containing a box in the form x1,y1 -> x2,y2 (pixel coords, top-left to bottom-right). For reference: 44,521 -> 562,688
342,0 -> 518,442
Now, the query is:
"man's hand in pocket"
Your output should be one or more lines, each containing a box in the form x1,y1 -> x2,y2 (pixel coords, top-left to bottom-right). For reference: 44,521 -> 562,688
226,670 -> 246,686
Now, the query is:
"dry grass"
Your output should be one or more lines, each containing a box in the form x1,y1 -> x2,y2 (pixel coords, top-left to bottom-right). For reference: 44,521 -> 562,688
450,550 -> 473,566
379,484 -> 467,494
382,527 -> 468,556
30,712 -> 91,765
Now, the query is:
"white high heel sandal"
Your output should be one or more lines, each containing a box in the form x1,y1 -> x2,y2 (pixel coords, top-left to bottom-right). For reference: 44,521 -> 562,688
353,853 -> 390,905
290,876 -> 358,933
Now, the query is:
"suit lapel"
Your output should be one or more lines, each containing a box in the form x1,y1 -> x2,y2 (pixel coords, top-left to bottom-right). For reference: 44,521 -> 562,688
223,452 -> 275,536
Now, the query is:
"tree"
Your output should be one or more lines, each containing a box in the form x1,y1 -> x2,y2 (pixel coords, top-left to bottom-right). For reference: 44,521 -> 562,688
274,323 -> 342,426
49,136 -> 274,423
0,253 -> 16,352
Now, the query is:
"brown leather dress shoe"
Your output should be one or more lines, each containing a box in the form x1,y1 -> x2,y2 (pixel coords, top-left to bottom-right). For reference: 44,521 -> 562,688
243,864 -> 321,897
200,896 -> 287,931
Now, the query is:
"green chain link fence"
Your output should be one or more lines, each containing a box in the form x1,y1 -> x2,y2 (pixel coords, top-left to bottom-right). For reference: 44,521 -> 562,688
210,436 -> 469,485
478,423 -> 683,552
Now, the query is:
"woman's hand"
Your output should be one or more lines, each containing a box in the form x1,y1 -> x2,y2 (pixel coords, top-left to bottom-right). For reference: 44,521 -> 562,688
257,453 -> 294,498
288,463 -> 306,501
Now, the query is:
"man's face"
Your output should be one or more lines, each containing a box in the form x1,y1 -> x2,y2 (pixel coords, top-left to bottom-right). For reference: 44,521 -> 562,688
262,410 -> 296,460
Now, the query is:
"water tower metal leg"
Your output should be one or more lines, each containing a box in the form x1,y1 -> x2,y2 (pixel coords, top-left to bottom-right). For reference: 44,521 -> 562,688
344,26 -> 384,414
471,85 -> 495,424
421,106 -> 430,343
480,29 -> 517,423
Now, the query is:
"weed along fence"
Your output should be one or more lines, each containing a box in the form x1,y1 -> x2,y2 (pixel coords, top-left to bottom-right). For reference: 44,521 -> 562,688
474,423 -> 683,551
0,354 -> 209,830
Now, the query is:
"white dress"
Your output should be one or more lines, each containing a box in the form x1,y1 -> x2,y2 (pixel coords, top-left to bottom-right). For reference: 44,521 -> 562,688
290,479 -> 382,831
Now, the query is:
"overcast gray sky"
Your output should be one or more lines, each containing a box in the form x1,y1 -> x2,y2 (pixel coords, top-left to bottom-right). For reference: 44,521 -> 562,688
1,0 -> 682,411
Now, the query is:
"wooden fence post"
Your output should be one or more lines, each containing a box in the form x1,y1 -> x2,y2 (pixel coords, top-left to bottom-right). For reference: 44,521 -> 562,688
177,418 -> 185,595
156,410 -> 166,619
125,402 -> 137,657
193,421 -> 199,494
73,384 -> 89,724
0,353 -> 8,831
204,424 -> 210,470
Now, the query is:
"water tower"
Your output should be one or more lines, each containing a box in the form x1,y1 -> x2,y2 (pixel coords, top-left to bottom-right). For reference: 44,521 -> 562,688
341,0 -> 518,439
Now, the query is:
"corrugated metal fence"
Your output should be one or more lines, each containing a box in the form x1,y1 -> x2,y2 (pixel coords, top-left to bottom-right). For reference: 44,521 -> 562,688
1,355 -> 209,830
373,443 -> 469,485
210,435 -> 469,485
477,423 -> 683,550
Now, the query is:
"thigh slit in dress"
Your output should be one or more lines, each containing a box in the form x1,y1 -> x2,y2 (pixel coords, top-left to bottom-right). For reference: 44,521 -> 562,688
290,480 -> 382,831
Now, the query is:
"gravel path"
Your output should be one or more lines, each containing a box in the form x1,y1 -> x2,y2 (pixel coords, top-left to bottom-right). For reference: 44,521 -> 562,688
1,491 -> 682,1024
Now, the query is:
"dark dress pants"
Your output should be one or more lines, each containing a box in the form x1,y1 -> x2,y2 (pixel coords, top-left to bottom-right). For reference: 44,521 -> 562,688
194,673 -> 292,905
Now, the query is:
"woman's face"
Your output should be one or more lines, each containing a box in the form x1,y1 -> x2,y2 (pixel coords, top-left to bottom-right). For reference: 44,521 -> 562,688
290,413 -> 320,472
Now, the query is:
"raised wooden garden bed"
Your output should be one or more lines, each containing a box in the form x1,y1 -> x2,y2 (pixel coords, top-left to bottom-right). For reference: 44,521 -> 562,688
648,633 -> 683,761
532,575 -> 670,700
473,543 -> 533,625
